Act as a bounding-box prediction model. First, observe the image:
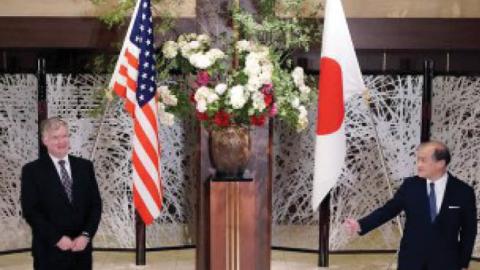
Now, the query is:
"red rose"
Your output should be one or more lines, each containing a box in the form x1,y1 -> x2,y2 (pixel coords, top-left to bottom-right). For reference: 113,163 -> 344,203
261,83 -> 273,94
189,93 -> 196,103
196,71 -> 210,86
263,93 -> 273,107
196,111 -> 209,121
250,114 -> 266,126
214,111 -> 231,127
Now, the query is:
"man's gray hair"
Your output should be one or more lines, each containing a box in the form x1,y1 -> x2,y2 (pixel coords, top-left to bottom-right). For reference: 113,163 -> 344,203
40,117 -> 69,138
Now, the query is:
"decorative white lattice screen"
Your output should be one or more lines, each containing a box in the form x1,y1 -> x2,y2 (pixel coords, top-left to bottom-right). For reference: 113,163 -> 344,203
1,74 -> 479,258
0,74 -> 37,251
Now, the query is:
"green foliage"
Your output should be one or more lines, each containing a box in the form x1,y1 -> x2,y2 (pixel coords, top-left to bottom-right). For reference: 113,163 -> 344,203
232,7 -> 320,67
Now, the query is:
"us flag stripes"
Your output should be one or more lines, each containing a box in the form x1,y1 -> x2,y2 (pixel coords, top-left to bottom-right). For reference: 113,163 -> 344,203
109,0 -> 163,224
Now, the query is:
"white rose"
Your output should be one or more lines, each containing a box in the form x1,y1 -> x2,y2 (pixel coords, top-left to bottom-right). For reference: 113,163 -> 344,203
189,40 -> 201,50
157,102 -> 166,111
229,85 -> 248,109
196,99 -> 207,113
292,67 -> 305,87
157,86 -> 177,106
206,93 -> 219,104
244,58 -> 261,77
162,41 -> 178,59
291,97 -> 300,108
189,53 -> 213,69
206,48 -> 225,61
214,83 -> 228,95
194,86 -> 210,102
299,85 -> 311,94
161,92 -> 178,106
298,105 -> 308,118
159,111 -> 175,126
246,78 -> 261,92
258,70 -> 272,85
252,91 -> 266,111
236,40 -> 250,52
180,43 -> 193,58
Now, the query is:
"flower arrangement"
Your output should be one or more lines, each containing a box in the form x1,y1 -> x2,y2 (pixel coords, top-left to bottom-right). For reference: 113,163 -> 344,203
156,33 -> 315,131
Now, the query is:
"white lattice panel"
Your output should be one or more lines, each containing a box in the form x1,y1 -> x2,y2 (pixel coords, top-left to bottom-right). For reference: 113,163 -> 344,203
0,74 -> 38,251
273,75 -> 423,250
431,76 -> 480,257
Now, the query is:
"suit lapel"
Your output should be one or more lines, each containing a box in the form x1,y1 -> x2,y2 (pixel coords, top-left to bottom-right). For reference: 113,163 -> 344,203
435,175 -> 453,223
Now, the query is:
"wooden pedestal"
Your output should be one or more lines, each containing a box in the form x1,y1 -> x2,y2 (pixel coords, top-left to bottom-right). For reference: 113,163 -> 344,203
196,125 -> 271,270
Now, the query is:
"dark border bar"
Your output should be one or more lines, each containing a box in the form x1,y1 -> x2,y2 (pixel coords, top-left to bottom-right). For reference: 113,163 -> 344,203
2,18 -> 480,50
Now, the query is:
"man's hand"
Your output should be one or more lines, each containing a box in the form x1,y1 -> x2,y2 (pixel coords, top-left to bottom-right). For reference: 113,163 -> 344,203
56,236 -> 73,251
71,235 -> 89,252
344,218 -> 361,235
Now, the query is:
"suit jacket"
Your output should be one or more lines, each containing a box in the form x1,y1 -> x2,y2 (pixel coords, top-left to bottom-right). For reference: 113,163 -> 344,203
21,154 -> 102,269
359,174 -> 477,270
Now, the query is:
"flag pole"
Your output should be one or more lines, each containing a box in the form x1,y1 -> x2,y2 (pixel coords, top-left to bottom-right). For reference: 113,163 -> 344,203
421,59 -> 434,142
361,89 -> 402,270
136,211 -> 146,265
318,193 -> 330,267
362,90 -> 404,236
89,97 -> 112,161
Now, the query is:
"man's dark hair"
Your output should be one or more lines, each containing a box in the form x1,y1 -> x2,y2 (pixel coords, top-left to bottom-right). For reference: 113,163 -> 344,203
418,140 -> 451,166
431,142 -> 451,165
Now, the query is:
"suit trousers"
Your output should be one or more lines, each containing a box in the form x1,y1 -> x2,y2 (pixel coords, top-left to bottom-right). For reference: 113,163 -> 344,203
33,246 -> 92,270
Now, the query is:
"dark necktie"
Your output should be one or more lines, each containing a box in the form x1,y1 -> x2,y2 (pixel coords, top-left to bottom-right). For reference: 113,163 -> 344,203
429,182 -> 437,222
58,160 -> 73,202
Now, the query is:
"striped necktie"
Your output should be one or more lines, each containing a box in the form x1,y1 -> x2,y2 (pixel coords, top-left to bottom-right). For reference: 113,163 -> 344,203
58,160 -> 73,202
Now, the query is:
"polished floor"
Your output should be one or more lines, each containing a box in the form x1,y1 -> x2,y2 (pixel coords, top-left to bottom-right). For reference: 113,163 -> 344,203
1,250 -> 479,270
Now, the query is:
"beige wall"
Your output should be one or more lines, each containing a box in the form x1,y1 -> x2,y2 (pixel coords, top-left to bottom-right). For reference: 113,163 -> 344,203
0,0 -> 195,17
342,0 -> 480,18
1,0 -> 480,18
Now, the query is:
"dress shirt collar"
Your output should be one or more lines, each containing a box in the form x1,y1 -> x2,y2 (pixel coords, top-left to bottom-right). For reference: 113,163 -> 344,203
49,153 -> 70,167
426,172 -> 448,187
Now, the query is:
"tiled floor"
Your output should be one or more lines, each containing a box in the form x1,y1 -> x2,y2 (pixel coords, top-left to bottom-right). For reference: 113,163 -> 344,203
1,250 -> 479,270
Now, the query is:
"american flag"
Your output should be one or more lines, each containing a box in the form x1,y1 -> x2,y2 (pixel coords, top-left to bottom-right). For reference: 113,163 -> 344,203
109,0 -> 163,225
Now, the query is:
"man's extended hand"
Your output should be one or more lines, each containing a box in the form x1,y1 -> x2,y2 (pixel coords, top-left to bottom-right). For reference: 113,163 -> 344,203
71,235 -> 89,252
344,218 -> 361,235
56,236 -> 73,251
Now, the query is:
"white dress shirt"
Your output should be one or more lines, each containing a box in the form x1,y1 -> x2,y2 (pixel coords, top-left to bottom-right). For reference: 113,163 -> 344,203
49,154 -> 72,180
426,172 -> 448,213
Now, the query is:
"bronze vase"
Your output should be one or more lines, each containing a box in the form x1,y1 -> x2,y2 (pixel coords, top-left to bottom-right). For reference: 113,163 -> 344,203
208,126 -> 251,179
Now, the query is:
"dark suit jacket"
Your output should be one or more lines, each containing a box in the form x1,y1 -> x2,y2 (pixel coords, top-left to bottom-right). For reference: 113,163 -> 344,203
359,174 -> 477,270
21,155 -> 102,270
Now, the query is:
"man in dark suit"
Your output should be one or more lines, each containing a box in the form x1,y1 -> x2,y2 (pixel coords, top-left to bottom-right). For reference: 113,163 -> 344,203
345,141 -> 477,270
21,117 -> 102,270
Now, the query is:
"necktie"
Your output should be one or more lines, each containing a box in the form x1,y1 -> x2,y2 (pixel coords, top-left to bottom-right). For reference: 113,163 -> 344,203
58,160 -> 73,202
429,182 -> 437,222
